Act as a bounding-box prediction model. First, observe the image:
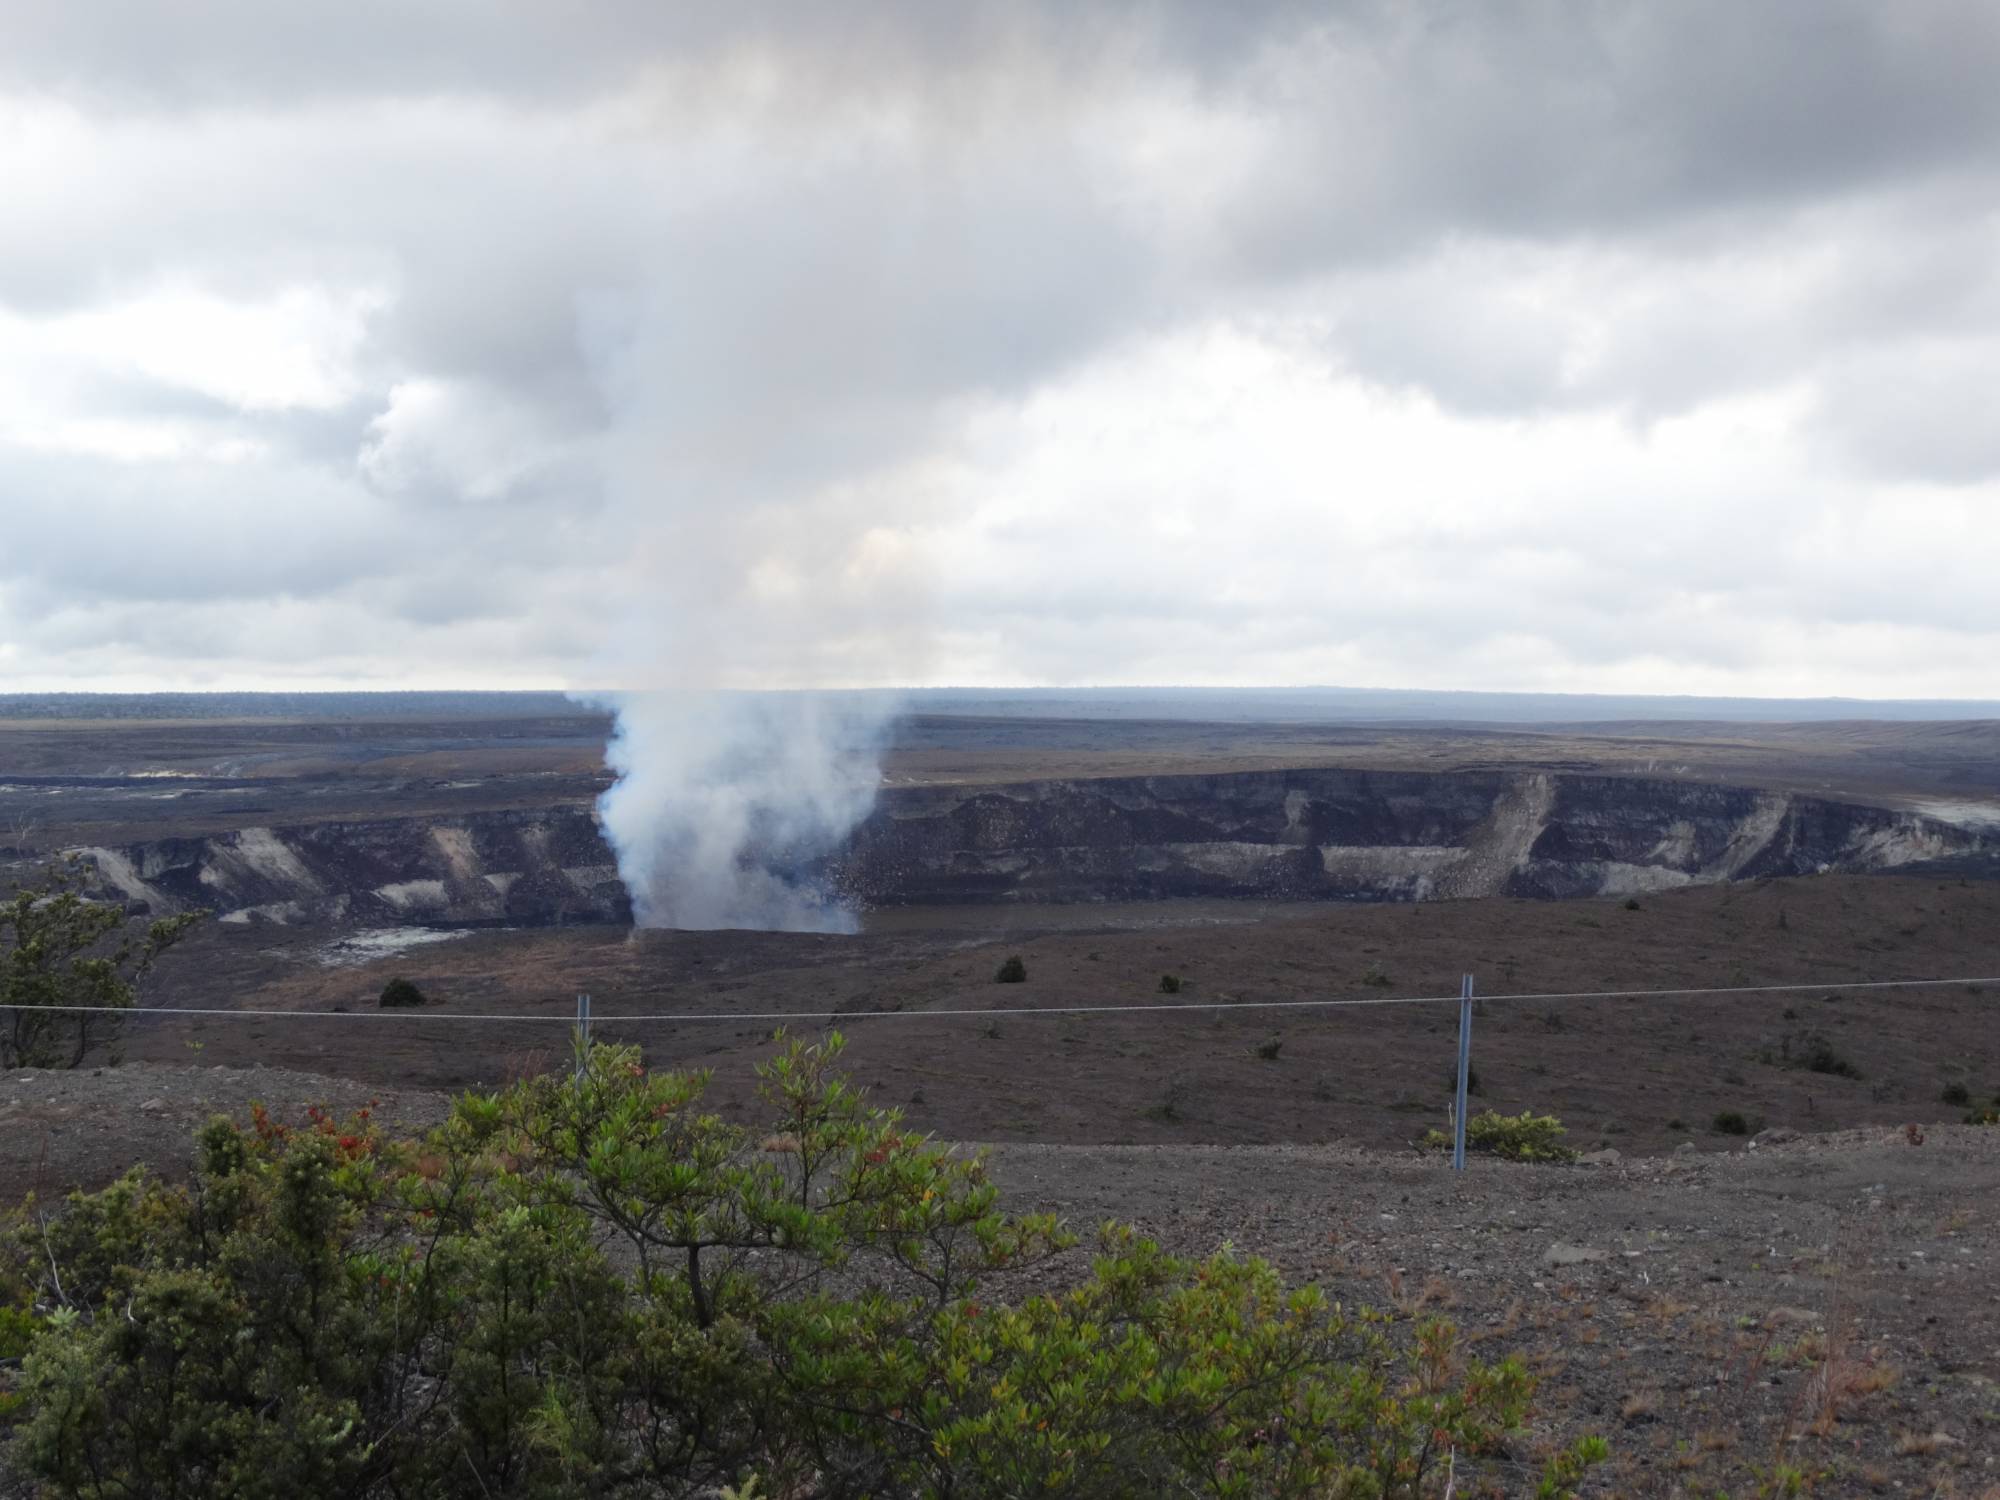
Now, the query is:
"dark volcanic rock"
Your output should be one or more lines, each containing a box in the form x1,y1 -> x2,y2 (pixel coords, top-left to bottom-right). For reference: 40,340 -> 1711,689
48,770 -> 1990,927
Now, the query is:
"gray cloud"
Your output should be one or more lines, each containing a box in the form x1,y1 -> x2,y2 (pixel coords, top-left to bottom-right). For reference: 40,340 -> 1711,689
0,1 -> 1996,696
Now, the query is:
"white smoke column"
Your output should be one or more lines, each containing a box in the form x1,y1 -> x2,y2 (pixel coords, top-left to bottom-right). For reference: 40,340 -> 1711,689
570,265 -> 935,934
588,689 -> 895,932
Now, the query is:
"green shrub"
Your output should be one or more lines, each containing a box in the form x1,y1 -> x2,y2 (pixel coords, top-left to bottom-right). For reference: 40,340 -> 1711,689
0,1301 -> 30,1424
1,1038 -> 1602,1498
1420,1109 -> 1575,1162
1361,961 -> 1391,988
1,858 -> 205,1069
1713,1110 -> 1750,1135
1796,1033 -> 1860,1079
994,954 -> 1027,983
377,976 -> 428,1008
1158,972 -> 1182,994
1940,1081 -> 1971,1107
1965,1101 -> 2000,1126
1253,1034 -> 1282,1061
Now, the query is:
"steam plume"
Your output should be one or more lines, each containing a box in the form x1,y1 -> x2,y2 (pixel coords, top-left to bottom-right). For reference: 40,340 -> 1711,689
588,690 -> 894,932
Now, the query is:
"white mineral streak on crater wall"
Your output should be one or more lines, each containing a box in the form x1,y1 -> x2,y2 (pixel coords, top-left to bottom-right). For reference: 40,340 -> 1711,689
1648,819 -> 1700,868
221,827 -> 326,893
1317,845 -> 1460,875
376,879 -> 450,911
1706,793 -> 1789,879
215,899 -> 313,926
1168,840 -> 1302,877
430,825 -> 482,882
73,846 -> 171,909
1282,788 -> 1310,837
1435,773 -> 1554,898
1844,818 -> 1957,868
1597,863 -> 1700,895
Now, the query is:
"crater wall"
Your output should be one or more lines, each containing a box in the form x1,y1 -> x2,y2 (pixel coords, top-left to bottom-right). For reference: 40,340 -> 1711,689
53,769 -> 1994,926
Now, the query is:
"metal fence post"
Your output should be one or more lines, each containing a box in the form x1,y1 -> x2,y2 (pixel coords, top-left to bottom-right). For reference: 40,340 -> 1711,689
1452,973 -> 1474,1171
574,992 -> 591,1086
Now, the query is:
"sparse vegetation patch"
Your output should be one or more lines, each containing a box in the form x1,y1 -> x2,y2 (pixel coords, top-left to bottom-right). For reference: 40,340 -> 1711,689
377,976 -> 428,1008
1,860 -> 204,1069
1421,1109 -> 1575,1162
1,1039 -> 1602,1497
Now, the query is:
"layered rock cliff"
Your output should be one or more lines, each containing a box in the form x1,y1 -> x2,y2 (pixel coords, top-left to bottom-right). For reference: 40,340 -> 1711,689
56,769 -> 1994,926
68,807 -> 628,927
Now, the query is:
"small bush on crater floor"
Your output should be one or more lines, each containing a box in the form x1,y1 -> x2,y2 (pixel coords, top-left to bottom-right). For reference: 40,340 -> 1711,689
377,976 -> 427,1008
1158,973 -> 1183,994
1713,1110 -> 1750,1136
1361,961 -> 1391,988
1421,1109 -> 1575,1162
1940,1081 -> 1971,1106
1796,1032 -> 1861,1079
1253,1034 -> 1282,1061
994,954 -> 1027,983
1154,1072 -> 1192,1122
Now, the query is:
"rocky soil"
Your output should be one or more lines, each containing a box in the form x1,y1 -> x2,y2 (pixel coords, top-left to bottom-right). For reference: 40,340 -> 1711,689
3,1064 -> 1997,1496
108,874 -> 2000,1162
989,1128 -> 2000,1496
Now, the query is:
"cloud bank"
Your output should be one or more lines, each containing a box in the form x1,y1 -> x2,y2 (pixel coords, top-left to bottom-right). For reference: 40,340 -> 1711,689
1,0 -> 1997,700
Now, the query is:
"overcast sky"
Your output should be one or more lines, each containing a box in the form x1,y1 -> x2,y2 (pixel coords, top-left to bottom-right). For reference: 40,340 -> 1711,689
3,1 -> 1997,697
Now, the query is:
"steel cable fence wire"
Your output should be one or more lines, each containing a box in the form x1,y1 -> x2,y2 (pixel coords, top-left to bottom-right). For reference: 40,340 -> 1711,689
0,973 -> 1993,1026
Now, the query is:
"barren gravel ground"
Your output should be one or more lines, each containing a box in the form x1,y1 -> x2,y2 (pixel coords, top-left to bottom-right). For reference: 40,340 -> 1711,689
4,1065 -> 1997,1495
987,1130 -> 2000,1495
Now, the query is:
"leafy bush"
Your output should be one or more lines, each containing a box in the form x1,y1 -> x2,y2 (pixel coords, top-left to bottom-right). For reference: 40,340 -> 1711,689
0,1301 -> 32,1423
1758,1029 -> 1862,1079
1,858 -> 204,1069
1796,1033 -> 1860,1079
1421,1109 -> 1575,1162
2,1037 -> 1602,1497
1254,1034 -> 1283,1061
1940,1081 -> 1971,1107
994,954 -> 1027,983
1361,961 -> 1392,988
376,976 -> 428,1008
1158,972 -> 1183,994
1713,1110 -> 1750,1136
